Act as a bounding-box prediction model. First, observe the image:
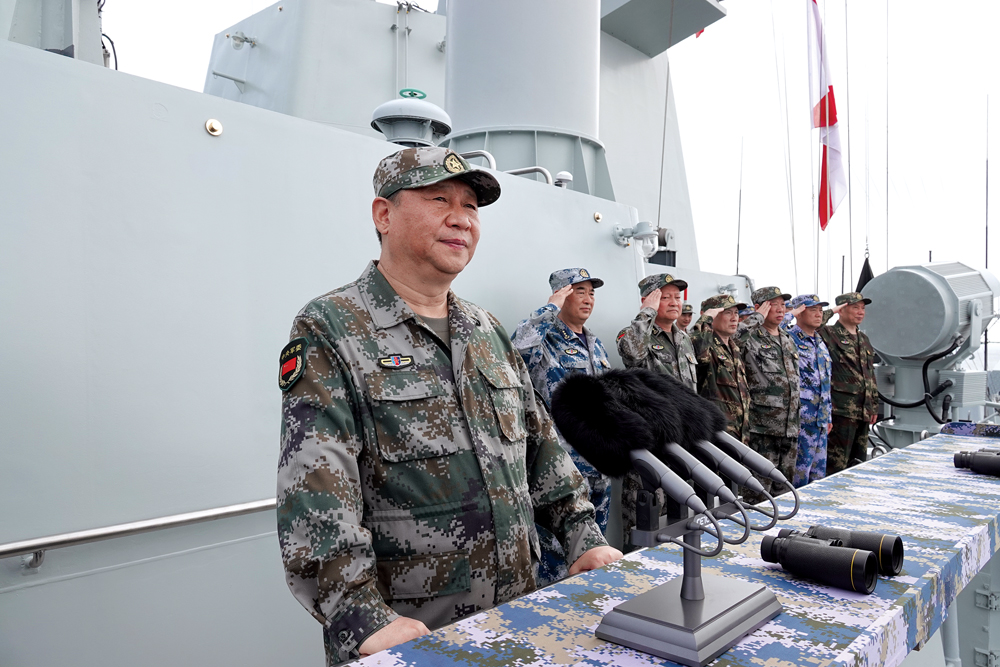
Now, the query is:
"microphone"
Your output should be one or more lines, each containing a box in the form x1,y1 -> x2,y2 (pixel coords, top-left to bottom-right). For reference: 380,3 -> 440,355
551,368 -> 743,507
713,430 -> 788,485
629,450 -> 706,514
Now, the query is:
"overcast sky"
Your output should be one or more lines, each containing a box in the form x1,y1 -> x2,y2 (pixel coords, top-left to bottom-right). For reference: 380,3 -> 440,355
100,0 -> 999,341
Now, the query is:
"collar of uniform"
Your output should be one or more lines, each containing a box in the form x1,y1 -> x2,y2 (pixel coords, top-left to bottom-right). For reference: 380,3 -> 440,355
359,261 -> 416,330
358,261 -> 480,331
790,324 -> 817,342
832,320 -> 856,337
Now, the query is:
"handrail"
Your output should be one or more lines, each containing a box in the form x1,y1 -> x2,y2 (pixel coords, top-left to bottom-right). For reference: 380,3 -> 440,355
0,498 -> 275,566
505,165 -> 554,185
459,150 -> 497,170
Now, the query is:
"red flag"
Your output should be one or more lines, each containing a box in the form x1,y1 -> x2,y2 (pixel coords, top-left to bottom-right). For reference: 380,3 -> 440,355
808,0 -> 846,230
695,29 -> 705,38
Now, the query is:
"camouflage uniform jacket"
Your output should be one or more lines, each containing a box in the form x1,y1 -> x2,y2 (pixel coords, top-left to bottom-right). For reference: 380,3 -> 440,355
616,307 -> 697,390
277,262 -> 605,664
818,318 -> 879,420
690,323 -> 751,439
736,320 -> 801,438
782,321 -> 833,429
510,304 -> 611,408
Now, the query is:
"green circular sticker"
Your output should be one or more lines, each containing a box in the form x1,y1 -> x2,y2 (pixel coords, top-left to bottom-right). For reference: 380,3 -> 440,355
399,88 -> 427,99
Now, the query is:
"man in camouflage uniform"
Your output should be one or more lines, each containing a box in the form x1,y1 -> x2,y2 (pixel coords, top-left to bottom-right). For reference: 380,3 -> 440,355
736,286 -> 800,503
678,302 -> 694,331
690,294 -> 752,441
276,147 -> 621,665
782,294 -> 833,487
819,292 -> 879,473
511,268 -> 612,584
738,306 -> 755,324
616,273 -> 698,549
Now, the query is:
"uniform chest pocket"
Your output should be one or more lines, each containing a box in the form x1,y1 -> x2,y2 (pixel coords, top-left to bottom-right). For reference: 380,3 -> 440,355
366,369 -> 461,462
559,348 -> 590,371
477,362 -> 528,442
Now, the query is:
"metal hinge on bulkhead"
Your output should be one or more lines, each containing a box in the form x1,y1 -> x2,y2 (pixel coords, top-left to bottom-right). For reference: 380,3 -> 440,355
976,586 -> 1000,611
975,647 -> 1000,667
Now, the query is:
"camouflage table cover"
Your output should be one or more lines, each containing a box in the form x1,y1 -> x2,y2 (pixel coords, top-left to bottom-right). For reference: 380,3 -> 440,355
358,433 -> 1000,667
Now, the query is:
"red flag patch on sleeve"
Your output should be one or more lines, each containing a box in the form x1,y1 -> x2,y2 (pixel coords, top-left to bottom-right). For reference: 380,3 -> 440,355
278,337 -> 307,392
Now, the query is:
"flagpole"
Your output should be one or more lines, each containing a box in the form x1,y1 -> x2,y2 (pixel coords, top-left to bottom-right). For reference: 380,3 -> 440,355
885,0 -> 890,273
986,95 -> 991,370
843,0 -> 853,287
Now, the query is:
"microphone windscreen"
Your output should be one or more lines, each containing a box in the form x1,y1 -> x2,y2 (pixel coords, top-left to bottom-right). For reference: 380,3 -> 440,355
551,372 -> 656,478
629,370 -> 729,451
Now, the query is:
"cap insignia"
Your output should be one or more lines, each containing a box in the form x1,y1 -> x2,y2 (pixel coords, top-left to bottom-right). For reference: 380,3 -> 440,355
444,153 -> 464,174
579,269 -> 590,278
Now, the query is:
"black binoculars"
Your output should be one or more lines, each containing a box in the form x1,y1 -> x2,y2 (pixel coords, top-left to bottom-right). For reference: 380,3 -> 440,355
954,448 -> 1000,477
761,525 -> 905,594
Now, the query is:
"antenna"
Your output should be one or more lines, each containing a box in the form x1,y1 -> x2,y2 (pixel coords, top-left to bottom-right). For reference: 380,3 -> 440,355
986,95 -> 991,370
736,137 -> 744,275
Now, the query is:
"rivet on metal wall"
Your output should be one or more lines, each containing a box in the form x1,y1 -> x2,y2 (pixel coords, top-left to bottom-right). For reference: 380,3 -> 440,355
593,213 -> 602,223
205,119 -> 224,136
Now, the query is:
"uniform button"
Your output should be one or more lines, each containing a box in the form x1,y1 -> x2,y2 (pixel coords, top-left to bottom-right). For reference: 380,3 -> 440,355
338,631 -> 348,642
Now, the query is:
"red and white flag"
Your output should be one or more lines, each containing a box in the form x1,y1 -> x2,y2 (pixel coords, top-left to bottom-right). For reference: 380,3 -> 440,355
808,0 -> 846,230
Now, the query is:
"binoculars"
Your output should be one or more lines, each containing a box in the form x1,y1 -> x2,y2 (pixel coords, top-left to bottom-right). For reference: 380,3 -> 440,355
954,448 -> 1000,477
760,525 -> 904,594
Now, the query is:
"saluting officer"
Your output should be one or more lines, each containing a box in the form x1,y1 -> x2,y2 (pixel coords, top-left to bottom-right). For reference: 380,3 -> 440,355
736,286 -> 800,502
276,147 -> 620,664
690,294 -> 752,441
616,273 -> 698,549
819,291 -> 879,473
511,268 -> 612,583
617,273 -> 697,386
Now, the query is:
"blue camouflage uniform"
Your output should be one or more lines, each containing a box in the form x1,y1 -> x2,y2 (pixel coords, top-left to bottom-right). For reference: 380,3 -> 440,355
782,295 -> 833,487
511,268 -> 611,586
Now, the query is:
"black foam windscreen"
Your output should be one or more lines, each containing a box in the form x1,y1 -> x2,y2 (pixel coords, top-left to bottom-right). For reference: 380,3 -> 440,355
550,368 -> 729,478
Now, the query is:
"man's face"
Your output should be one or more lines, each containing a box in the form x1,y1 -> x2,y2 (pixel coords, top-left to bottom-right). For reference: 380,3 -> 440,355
713,306 -> 740,336
841,301 -> 866,325
657,285 -> 683,322
375,180 -> 480,276
798,304 -> 824,329
562,281 -> 596,324
764,296 -> 786,327
678,313 -> 692,328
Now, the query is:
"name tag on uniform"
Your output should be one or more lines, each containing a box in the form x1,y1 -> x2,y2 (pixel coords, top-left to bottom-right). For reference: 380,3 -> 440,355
378,355 -> 414,369
651,344 -> 665,350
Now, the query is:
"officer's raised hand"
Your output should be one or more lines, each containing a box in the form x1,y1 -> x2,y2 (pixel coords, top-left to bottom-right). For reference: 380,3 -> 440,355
703,307 -> 723,320
755,300 -> 771,319
548,284 -> 575,310
359,617 -> 431,656
790,303 -> 807,318
568,545 -> 624,575
641,288 -> 662,312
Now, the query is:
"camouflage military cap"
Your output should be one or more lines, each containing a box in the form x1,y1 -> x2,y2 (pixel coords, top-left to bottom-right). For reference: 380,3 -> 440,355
752,285 -> 792,305
738,306 -> 756,317
790,293 -> 829,309
638,273 -> 688,298
373,146 -> 501,207
549,267 -> 604,292
681,303 -> 693,314
836,291 -> 872,306
701,293 -> 747,311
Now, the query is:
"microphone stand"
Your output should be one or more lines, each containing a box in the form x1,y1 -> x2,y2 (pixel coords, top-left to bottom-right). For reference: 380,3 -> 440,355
596,450 -> 783,667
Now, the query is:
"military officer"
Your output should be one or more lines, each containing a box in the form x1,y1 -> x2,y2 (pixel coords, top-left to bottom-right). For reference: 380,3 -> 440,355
511,268 -> 612,584
617,274 -> 697,387
276,147 -> 621,664
690,294 -> 752,441
783,294 -> 833,487
736,286 -> 800,503
678,303 -> 694,331
819,291 -> 879,473
616,273 -> 698,549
